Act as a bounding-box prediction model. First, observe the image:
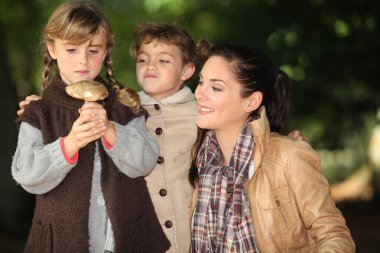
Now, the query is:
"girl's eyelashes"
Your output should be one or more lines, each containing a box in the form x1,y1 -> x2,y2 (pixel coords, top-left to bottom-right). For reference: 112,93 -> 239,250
136,59 -> 170,64
136,57 -> 147,63
89,49 -> 99,54
65,48 -> 99,54
135,53 -> 173,65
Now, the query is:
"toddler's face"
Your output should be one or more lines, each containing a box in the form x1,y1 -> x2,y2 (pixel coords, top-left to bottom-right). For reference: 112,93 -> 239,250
47,28 -> 107,85
135,40 -> 194,101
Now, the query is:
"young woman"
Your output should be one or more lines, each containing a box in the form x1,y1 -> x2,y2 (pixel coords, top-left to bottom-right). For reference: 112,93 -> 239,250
189,44 -> 355,252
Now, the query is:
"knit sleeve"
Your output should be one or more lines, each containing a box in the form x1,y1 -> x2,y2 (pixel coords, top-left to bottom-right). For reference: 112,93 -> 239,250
101,115 -> 159,178
11,122 -> 76,194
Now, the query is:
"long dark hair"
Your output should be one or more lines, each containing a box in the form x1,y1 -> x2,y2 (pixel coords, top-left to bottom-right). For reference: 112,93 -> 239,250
189,44 -> 292,187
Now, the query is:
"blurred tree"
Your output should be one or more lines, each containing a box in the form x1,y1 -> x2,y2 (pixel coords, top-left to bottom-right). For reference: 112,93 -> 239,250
0,0 -> 39,251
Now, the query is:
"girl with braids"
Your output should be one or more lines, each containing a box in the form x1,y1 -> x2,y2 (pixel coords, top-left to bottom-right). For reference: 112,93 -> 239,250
11,1 -> 170,252
189,44 -> 355,252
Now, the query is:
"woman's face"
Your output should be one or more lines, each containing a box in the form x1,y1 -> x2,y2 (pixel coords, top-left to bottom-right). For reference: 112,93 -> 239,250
195,56 -> 252,136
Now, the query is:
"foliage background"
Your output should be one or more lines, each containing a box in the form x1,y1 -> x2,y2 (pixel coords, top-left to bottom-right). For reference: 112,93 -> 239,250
0,0 -> 379,252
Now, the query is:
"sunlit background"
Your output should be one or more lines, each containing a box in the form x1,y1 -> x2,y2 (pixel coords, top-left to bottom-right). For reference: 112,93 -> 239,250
1,0 -> 379,252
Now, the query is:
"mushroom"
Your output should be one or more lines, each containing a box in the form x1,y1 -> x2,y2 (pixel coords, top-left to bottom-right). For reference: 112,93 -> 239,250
65,80 -> 109,101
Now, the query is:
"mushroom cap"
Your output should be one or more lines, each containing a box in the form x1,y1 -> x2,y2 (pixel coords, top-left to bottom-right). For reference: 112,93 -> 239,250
65,80 -> 109,101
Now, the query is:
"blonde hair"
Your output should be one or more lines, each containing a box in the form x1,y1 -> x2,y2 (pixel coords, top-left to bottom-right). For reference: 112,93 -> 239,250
41,0 -> 141,113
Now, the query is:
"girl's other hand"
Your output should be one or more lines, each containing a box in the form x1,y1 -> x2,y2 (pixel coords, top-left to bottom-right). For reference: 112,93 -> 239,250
17,95 -> 41,116
80,102 -> 116,146
79,102 -> 110,130
64,102 -> 108,157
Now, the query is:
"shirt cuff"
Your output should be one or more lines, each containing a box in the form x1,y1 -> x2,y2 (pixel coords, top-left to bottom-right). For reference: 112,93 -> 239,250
60,137 -> 78,165
102,136 -> 114,150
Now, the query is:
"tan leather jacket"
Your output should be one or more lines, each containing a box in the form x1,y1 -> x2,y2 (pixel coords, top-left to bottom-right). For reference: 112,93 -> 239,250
190,107 -> 355,252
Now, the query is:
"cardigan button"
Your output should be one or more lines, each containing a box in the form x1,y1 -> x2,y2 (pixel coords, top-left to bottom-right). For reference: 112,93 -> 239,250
275,199 -> 281,207
157,156 -> 164,164
155,127 -> 163,135
154,104 -> 160,110
165,220 -> 172,228
159,189 -> 167,196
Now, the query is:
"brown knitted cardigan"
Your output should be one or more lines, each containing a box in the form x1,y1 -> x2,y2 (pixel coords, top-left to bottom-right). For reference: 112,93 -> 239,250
18,76 -> 170,253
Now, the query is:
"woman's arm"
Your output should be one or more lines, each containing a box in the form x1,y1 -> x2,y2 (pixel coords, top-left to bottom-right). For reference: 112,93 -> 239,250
102,115 -> 159,178
286,142 -> 355,252
11,122 -> 76,194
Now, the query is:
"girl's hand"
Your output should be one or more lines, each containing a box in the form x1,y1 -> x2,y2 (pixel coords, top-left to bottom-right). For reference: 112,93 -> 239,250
80,102 -> 116,145
17,95 -> 41,116
63,102 -> 111,157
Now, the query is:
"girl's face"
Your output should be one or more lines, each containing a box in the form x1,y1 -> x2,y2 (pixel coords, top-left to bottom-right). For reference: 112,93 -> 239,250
135,40 -> 194,101
195,56 -> 253,137
47,28 -> 107,85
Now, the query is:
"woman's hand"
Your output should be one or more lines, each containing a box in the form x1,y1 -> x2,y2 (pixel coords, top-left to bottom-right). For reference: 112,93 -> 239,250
17,95 -> 41,116
288,130 -> 305,141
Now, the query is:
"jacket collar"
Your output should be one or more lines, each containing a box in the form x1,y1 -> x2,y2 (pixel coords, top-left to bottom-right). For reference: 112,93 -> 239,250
138,86 -> 193,106
249,106 -> 270,170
